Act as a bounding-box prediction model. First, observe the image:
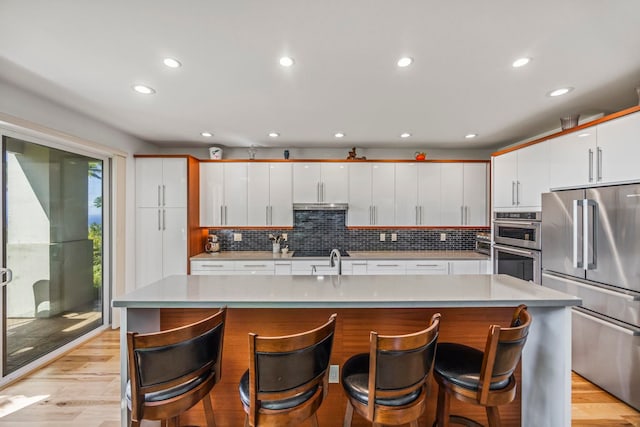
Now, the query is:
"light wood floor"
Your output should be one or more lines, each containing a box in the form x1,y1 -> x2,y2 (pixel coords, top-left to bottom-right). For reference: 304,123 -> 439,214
0,329 -> 638,426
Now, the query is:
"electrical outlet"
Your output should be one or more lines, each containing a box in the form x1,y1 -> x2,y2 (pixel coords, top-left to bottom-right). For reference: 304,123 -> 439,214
379,233 -> 386,242
391,233 -> 398,242
329,365 -> 339,383
440,233 -> 446,241
233,233 -> 242,242
282,233 -> 288,241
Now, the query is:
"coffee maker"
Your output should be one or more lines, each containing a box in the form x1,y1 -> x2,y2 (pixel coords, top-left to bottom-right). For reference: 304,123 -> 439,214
205,235 -> 220,253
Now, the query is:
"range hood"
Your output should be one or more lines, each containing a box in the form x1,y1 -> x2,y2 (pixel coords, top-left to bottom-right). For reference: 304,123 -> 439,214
293,203 -> 348,211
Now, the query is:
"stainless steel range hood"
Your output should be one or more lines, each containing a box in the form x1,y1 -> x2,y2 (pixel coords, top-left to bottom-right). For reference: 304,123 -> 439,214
292,203 -> 348,211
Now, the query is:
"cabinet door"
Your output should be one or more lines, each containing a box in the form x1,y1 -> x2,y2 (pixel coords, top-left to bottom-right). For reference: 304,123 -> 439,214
161,158 -> 187,208
463,163 -> 487,226
549,130 -> 596,189
320,163 -> 349,203
441,163 -> 464,225
269,163 -> 293,226
200,163 -> 224,226
492,151 -> 517,208
135,208 -> 164,287
395,163 -> 419,225
371,164 -> 395,226
162,207 -> 187,277
135,158 -> 163,208
517,142 -> 550,208
418,164 -> 441,225
247,163 -> 270,226
223,163 -> 248,226
293,163 -> 321,203
347,163 -> 372,226
596,112 -> 640,184
449,260 -> 480,275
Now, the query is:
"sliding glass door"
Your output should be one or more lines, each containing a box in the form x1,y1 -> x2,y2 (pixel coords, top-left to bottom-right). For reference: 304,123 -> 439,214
1,135 -> 106,376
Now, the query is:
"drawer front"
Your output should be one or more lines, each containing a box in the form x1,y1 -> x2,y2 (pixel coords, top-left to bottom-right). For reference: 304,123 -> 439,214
342,261 -> 368,275
290,260 -> 337,275
191,260 -> 235,271
234,261 -> 275,272
406,260 -> 448,274
366,261 -> 407,275
274,262 -> 292,275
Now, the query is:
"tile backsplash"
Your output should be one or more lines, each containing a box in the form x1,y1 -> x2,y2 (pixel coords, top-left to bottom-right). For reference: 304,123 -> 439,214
210,210 -> 487,253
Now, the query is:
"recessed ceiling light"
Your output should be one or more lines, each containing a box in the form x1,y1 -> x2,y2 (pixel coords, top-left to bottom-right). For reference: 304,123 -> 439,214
201,132 -> 213,137
548,87 -> 574,97
268,132 -> 280,138
163,58 -> 182,68
465,133 -> 478,139
400,132 -> 411,138
334,132 -> 345,138
397,57 -> 413,67
512,57 -> 531,68
132,84 -> 155,95
279,57 -> 295,67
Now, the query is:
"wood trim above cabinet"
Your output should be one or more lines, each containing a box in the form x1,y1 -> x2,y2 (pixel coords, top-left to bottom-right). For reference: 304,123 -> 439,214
492,105 -> 640,157
199,158 -> 490,163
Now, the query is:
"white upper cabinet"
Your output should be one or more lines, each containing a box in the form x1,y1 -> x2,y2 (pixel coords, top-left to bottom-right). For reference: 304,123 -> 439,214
549,111 -> 640,189
441,163 -> 464,225
395,163 -> 419,226
136,158 -> 187,208
549,130 -> 596,190
247,163 -> 293,226
418,164 -> 442,225
199,163 -> 247,226
595,112 -> 640,184
348,163 -> 395,226
494,142 -> 549,210
463,163 -> 488,226
293,163 -> 348,203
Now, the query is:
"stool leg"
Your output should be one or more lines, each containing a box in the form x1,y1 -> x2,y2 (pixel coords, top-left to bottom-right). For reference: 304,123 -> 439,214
244,414 -> 250,427
310,413 -> 320,427
343,400 -> 354,427
435,385 -> 450,427
486,406 -> 501,427
203,393 -> 217,427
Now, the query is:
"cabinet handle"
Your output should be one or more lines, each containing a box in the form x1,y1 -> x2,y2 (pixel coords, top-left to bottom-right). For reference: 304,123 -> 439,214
162,184 -> 166,206
511,181 -> 516,205
516,181 -> 521,205
201,264 -> 225,268
224,206 -> 228,225
420,206 -> 423,224
588,149 -> 594,182
317,182 -> 321,202
320,182 -> 325,202
270,206 -> 273,225
597,147 -> 602,181
369,206 -> 373,225
266,206 -> 269,225
243,264 -> 267,268
163,209 -> 166,230
220,206 -> 224,226
460,206 -> 464,224
376,264 -> 399,267
158,209 -> 161,230
157,185 -> 161,206
374,206 -> 377,225
415,206 -> 419,225
416,264 -> 441,267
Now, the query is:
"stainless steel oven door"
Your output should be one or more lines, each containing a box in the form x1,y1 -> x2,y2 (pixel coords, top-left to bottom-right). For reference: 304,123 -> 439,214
493,220 -> 541,250
493,243 -> 541,284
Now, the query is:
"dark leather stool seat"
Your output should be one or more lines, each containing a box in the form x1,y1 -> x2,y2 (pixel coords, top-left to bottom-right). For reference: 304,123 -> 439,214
433,305 -> 531,427
239,313 -> 337,427
126,306 -> 226,427
342,313 -> 441,427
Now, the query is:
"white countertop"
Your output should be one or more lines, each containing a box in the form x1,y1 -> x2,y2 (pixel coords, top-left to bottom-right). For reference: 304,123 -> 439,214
190,250 -> 489,261
113,274 -> 580,309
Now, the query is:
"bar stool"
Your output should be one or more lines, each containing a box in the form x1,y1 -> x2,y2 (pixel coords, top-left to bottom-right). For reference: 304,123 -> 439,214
433,304 -> 532,427
341,313 -> 441,427
238,313 -> 337,427
126,306 -> 226,427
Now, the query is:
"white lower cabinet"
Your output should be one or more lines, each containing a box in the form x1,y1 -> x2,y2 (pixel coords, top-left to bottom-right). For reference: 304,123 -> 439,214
290,260 -> 337,275
191,260 -> 275,275
406,260 -> 449,275
365,261 -> 407,275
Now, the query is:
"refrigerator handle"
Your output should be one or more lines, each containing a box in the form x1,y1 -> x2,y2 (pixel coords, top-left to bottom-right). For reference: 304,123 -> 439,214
572,200 -> 583,269
583,199 -> 598,270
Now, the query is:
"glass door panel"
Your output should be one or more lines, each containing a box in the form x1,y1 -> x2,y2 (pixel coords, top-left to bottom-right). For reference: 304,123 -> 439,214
2,136 -> 104,375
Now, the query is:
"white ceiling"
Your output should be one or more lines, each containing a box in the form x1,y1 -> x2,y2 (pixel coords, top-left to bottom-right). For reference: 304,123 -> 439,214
1,1 -> 640,151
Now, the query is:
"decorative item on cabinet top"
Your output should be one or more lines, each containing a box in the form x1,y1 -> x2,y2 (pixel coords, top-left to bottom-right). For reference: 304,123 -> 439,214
560,114 -> 580,130
209,147 -> 222,159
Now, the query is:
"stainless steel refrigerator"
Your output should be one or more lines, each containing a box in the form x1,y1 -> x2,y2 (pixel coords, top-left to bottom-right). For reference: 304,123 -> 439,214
541,184 -> 640,410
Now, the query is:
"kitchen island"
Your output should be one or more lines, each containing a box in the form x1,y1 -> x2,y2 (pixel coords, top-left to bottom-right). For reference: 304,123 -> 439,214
113,274 -> 580,427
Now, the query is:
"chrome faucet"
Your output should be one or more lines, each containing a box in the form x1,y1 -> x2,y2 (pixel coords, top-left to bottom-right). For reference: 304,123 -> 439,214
329,249 -> 342,275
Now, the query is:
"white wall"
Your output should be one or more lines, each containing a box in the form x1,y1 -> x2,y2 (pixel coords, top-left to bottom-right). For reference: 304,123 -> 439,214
0,80 -> 158,314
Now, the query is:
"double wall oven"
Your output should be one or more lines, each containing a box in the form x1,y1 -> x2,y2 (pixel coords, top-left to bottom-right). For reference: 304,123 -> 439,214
492,211 -> 541,284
